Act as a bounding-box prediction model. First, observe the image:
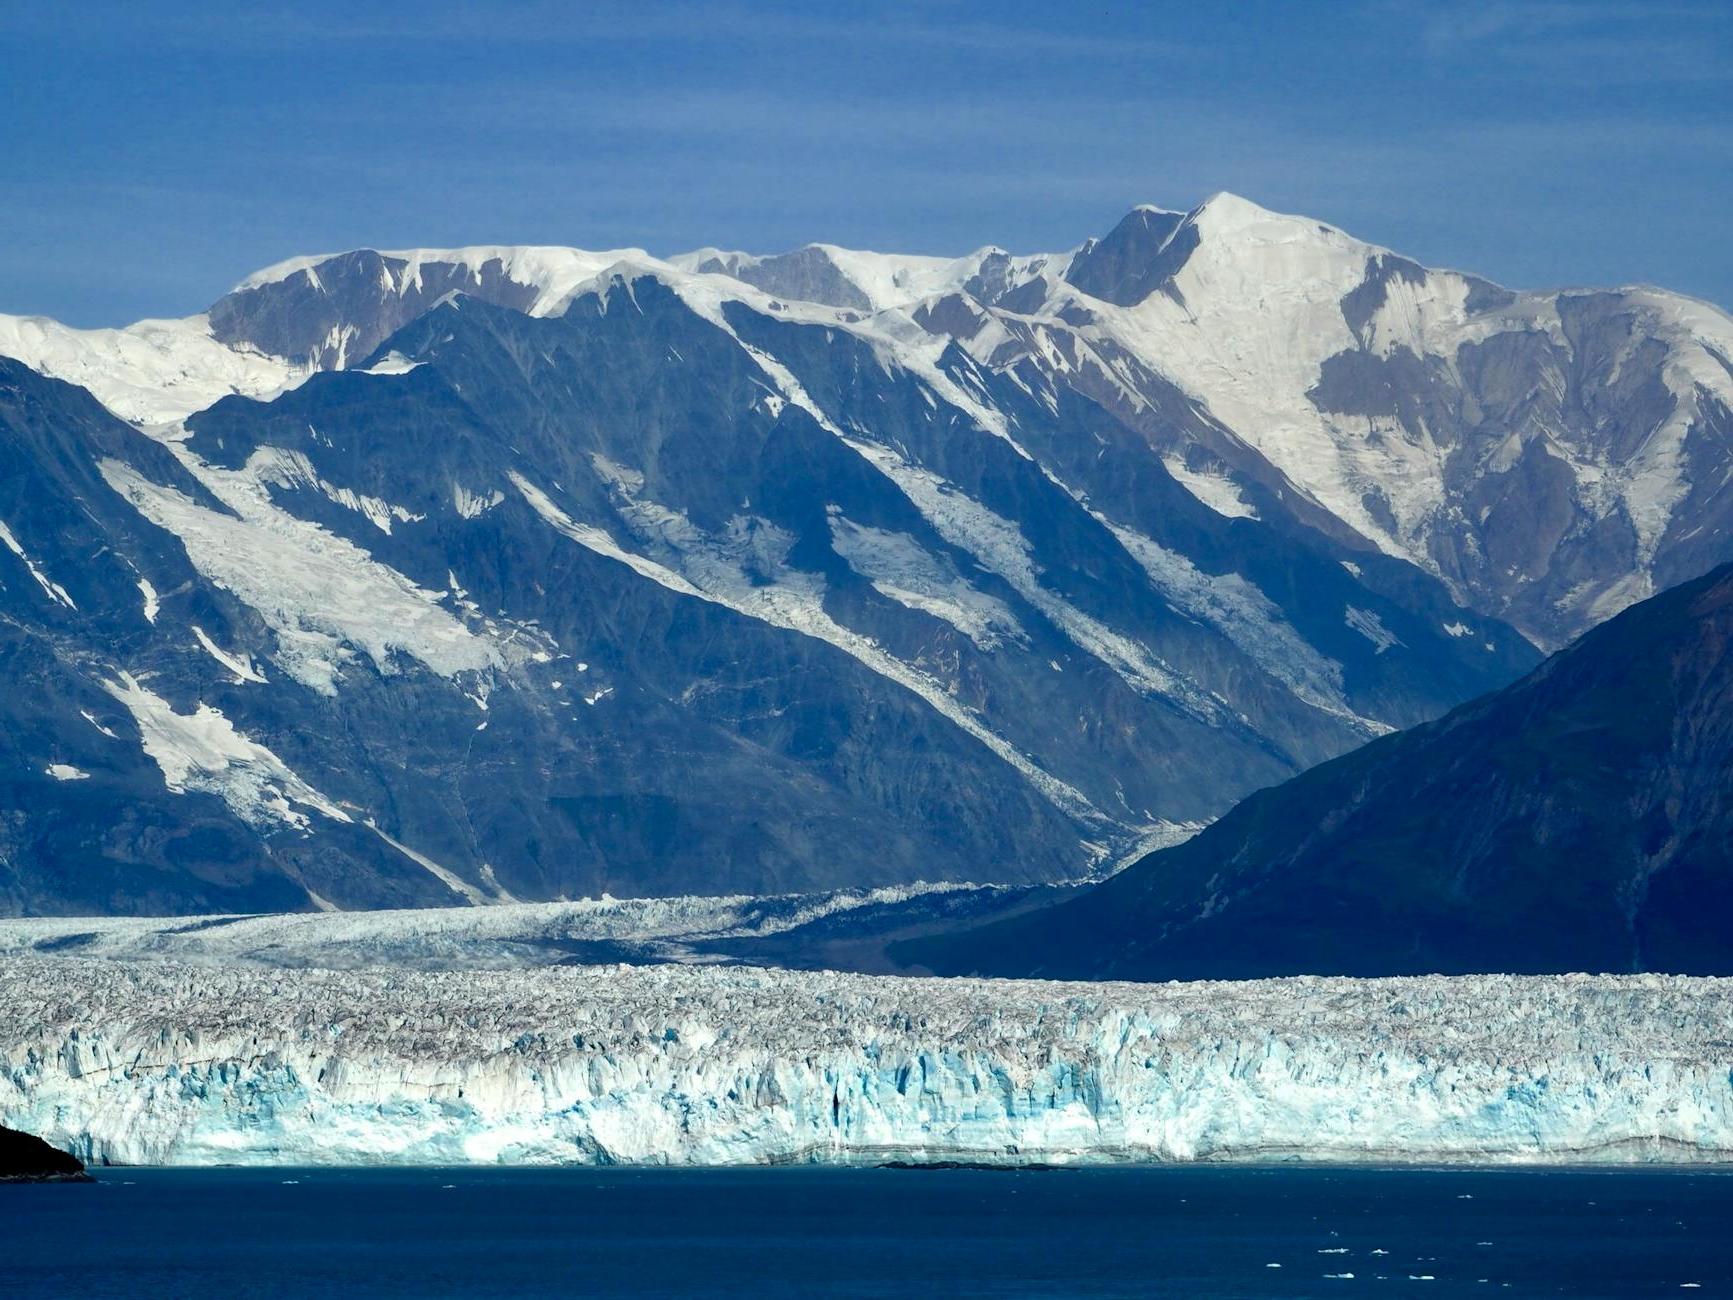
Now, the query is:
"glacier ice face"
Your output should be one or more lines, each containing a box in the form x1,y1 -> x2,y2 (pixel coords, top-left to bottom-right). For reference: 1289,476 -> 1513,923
3,957 -> 1730,1169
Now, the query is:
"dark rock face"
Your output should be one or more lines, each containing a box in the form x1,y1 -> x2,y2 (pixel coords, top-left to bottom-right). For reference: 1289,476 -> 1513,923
910,563 -> 1733,980
718,247 -> 875,312
1308,287 -> 1730,649
210,250 -> 550,368
0,358 -> 361,915
0,1124 -> 88,1181
1064,207 -> 1197,307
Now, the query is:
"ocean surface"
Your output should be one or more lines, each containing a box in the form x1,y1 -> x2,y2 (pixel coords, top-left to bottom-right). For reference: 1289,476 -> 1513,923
5,1165 -> 1731,1297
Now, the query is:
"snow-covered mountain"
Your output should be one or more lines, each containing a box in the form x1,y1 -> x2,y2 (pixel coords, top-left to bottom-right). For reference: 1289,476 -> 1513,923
684,195 -> 1733,648
3,194 -> 1727,915
14,195 -> 1731,645
6,956 -> 1730,1166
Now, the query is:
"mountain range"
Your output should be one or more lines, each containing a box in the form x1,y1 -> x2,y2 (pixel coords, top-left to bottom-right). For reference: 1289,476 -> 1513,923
1,193 -> 1729,916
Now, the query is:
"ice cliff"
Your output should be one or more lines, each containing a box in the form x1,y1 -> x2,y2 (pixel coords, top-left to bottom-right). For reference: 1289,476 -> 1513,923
2,958 -> 1729,1168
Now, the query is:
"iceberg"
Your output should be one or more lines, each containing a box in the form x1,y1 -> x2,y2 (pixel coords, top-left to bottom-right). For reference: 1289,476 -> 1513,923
3,957 -> 1729,1168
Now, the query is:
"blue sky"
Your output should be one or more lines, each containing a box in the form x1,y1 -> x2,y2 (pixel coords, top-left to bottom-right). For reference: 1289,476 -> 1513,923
3,0 -> 1729,326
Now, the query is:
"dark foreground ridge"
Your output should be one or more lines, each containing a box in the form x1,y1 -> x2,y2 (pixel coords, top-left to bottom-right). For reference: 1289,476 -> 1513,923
909,560 -> 1733,980
0,1124 -> 90,1182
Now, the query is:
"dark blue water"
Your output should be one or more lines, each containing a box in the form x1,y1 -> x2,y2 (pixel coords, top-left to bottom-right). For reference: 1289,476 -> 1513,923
6,1165 -> 1731,1297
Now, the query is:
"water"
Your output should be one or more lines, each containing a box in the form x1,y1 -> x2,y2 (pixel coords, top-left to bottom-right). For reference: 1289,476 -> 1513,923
6,1165 -> 1732,1297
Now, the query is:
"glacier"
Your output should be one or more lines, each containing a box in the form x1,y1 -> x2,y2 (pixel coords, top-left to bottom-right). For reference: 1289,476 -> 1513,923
3,956 -> 1730,1169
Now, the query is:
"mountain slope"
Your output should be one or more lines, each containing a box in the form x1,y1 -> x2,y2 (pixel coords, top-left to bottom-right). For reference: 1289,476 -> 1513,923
0,357 -> 421,914
936,195 -> 1733,648
909,562 -> 1733,979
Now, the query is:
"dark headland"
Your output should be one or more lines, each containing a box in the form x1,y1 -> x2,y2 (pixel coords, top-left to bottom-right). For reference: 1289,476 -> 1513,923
0,1125 -> 90,1183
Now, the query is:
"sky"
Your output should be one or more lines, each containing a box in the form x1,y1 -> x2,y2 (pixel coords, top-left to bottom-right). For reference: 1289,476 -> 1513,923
3,0 -> 1730,327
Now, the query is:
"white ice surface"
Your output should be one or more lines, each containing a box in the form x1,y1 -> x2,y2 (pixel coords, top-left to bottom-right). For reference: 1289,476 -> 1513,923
0,312 -> 307,424
3,959 -> 1729,1168
100,452 -> 502,694
100,671 -> 350,830
0,882 -> 1007,969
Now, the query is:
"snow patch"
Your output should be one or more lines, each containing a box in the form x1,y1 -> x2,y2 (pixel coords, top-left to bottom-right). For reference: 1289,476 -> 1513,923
0,520 -> 76,609
827,510 -> 1021,650
0,311 -> 307,424
234,245 -> 651,318
101,672 -> 351,831
365,823 -> 492,907
136,578 -> 160,624
451,484 -> 505,519
839,441 -> 1222,722
250,445 -> 424,534
1161,456 -> 1259,520
192,625 -> 269,684
102,454 -> 499,695
1104,521 -> 1388,736
358,351 -> 423,376
1345,606 -> 1403,653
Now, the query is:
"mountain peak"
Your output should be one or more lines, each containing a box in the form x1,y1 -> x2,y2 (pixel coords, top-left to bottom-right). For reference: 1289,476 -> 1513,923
1195,189 -> 1270,216
1189,191 -> 1328,240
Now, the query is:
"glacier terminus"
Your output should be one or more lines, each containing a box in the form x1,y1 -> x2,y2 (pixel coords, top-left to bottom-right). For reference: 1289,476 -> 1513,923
4,957 -> 1731,1169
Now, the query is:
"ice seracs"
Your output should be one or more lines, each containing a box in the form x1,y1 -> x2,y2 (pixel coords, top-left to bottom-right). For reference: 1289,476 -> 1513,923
4,958 -> 1730,1168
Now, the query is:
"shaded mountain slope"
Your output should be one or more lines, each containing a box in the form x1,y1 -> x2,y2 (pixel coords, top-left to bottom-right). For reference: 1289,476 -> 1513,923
909,562 -> 1733,979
